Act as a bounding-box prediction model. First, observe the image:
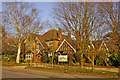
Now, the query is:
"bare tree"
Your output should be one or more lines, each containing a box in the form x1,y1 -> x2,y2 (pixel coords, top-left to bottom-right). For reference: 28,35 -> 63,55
2,2 -> 43,63
99,2 -> 118,43
53,2 -> 105,70
98,2 -> 119,66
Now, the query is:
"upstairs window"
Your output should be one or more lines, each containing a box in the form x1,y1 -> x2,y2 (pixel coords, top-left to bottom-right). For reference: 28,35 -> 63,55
36,44 -> 39,51
48,41 -> 53,46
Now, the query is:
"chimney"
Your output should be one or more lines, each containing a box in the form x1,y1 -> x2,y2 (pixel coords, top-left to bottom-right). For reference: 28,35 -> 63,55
58,28 -> 62,43
68,31 -> 71,40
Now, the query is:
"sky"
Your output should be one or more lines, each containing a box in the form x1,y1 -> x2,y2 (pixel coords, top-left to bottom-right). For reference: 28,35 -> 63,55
32,2 -> 58,34
1,1 -> 119,37
1,2 -> 58,35
1,0 -> 119,21
0,0 -> 1,12
0,1 -> 57,22
32,2 -> 57,22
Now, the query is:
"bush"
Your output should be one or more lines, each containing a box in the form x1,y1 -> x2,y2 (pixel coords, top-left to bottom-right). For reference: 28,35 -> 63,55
109,53 -> 120,67
47,57 -> 52,63
2,55 -> 16,62
42,56 -> 48,63
54,56 -> 58,64
95,56 -> 106,66
20,56 -> 25,63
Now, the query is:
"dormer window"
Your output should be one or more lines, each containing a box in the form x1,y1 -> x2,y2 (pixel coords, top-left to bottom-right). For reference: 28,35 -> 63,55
48,41 -> 53,46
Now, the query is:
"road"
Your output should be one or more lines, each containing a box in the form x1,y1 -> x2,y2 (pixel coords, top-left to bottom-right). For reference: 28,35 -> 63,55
2,66 -> 103,78
2,70 -> 48,78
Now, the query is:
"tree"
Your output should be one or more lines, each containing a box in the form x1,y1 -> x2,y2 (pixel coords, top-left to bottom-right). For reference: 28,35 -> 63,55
54,2 -> 105,70
99,3 -> 119,66
2,26 -> 8,54
2,2 -> 43,63
99,2 -> 119,48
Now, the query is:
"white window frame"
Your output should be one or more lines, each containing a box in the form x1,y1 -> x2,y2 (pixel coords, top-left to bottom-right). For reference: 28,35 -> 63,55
26,53 -> 33,60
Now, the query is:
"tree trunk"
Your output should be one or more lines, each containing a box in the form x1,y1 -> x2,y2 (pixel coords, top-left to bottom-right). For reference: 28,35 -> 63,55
80,52 -> 83,68
92,61 -> 94,71
105,59 -> 108,67
16,43 -> 21,63
69,54 -> 72,65
105,52 -> 109,67
92,53 -> 95,71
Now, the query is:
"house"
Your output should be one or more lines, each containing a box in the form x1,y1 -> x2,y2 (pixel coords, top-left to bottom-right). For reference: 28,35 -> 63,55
23,28 -> 118,64
92,39 -> 118,52
23,28 -> 77,63
23,34 -> 46,63
92,39 -> 119,60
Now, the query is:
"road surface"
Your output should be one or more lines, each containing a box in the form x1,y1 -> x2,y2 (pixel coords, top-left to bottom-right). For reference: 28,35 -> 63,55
2,70 -> 48,78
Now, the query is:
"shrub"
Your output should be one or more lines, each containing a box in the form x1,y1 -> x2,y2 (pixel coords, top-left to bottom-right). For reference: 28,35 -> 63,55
95,56 -> 106,66
47,57 -> 52,63
20,56 -> 25,63
42,56 -> 48,63
54,56 -> 58,64
109,53 -> 120,67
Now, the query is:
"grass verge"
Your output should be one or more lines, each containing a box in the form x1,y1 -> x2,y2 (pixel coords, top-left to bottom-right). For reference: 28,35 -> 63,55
25,66 -> 118,78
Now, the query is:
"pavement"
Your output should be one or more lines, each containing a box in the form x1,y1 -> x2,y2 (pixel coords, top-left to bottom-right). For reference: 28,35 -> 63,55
2,66 -> 104,78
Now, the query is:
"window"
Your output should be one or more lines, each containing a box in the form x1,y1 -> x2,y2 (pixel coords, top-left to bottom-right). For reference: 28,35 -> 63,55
37,55 -> 40,58
48,41 -> 53,46
26,53 -> 33,60
48,52 -> 52,57
36,44 -> 39,51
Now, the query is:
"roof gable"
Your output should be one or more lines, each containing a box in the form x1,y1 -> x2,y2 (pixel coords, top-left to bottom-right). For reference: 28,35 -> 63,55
89,42 -> 95,49
56,39 -> 76,53
99,40 -> 109,51
35,37 -> 45,49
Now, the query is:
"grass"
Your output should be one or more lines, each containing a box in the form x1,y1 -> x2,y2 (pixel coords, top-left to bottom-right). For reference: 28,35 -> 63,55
2,61 -> 17,66
25,65 -> 118,78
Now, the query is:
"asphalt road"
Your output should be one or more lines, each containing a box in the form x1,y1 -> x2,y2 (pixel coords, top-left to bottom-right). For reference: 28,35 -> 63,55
2,70 -> 49,78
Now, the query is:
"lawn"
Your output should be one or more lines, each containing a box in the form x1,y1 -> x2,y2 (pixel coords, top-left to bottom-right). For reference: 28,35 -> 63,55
25,65 -> 118,78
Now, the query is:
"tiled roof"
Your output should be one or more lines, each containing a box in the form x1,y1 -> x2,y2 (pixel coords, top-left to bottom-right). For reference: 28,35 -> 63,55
34,29 -> 78,52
